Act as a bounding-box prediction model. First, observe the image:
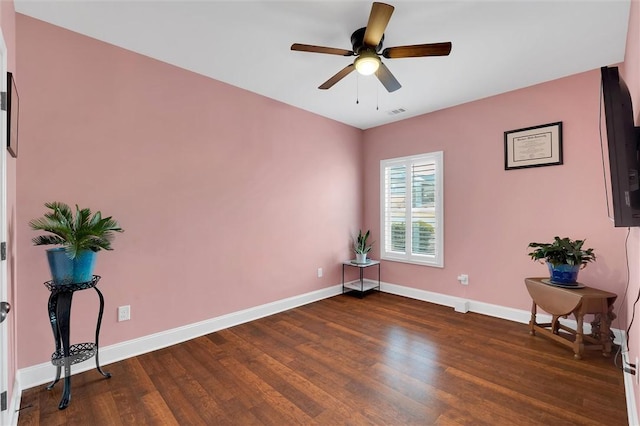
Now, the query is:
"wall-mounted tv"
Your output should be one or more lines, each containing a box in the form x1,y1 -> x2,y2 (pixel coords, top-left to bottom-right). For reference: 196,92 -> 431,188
601,66 -> 640,227
6,72 -> 18,158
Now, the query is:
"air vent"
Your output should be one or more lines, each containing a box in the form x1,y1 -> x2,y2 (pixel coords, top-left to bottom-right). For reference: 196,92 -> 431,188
387,108 -> 407,116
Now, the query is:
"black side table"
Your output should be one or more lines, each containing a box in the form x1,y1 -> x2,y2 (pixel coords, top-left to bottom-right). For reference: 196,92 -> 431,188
44,275 -> 111,410
342,259 -> 381,297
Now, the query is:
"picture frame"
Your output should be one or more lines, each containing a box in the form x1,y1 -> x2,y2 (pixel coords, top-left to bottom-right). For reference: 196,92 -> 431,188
6,72 -> 18,158
504,122 -> 562,170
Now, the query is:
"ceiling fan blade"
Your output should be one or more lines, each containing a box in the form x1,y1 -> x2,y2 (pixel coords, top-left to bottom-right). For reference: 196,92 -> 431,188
363,2 -> 394,47
375,63 -> 401,92
382,42 -> 452,59
319,64 -> 355,90
291,43 -> 354,56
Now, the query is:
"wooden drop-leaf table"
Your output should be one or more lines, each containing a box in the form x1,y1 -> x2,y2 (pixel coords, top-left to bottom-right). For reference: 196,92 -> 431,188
524,277 -> 617,359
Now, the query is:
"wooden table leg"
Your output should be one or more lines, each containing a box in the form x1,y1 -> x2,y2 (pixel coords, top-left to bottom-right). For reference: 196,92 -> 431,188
551,315 -> 561,335
529,301 -> 537,336
574,313 -> 584,360
601,302 -> 615,356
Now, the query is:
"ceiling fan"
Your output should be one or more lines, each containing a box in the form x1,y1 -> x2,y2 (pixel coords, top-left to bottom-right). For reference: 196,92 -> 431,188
291,2 -> 452,93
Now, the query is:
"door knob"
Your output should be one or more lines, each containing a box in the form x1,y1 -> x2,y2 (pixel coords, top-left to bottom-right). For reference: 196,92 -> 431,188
0,301 -> 10,323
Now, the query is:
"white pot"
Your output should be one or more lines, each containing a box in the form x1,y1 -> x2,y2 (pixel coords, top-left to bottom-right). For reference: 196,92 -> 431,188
355,253 -> 368,264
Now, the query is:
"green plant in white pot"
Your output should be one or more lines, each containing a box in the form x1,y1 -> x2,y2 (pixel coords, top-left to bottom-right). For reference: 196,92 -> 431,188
30,202 -> 124,284
353,229 -> 374,264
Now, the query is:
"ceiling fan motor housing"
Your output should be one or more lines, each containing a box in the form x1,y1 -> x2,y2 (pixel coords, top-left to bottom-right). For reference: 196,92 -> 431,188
351,27 -> 384,54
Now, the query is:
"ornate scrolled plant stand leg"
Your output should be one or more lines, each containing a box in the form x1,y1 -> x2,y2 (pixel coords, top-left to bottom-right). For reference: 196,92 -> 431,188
45,276 -> 111,410
56,291 -> 74,409
46,292 -> 62,391
93,286 -> 111,379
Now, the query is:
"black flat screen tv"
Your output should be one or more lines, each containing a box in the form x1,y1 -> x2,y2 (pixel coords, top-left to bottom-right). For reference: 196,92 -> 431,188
601,66 -> 640,227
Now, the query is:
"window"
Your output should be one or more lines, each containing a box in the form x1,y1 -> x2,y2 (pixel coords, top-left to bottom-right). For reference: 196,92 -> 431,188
380,151 -> 443,267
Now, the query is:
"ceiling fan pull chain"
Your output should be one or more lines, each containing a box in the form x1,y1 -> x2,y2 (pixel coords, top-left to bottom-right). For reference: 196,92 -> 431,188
376,84 -> 379,110
356,74 -> 360,104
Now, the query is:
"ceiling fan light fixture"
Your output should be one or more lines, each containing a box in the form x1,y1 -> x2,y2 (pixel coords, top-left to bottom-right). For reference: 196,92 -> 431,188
354,51 -> 380,76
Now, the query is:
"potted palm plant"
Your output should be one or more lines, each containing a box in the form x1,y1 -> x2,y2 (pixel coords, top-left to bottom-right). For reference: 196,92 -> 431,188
30,202 -> 124,284
353,229 -> 374,264
527,236 -> 595,285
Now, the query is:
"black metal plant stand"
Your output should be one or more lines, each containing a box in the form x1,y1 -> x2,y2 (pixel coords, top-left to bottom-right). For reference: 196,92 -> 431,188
45,275 -> 111,410
342,260 -> 381,297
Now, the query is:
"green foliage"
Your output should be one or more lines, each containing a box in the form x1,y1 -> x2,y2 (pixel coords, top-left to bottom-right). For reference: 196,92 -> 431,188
528,236 -> 595,267
353,229 -> 374,254
29,201 -> 124,259
412,221 -> 435,254
390,221 -> 435,254
391,222 -> 405,251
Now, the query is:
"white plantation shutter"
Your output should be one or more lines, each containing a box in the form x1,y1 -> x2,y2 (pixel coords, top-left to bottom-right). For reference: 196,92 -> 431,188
384,165 -> 407,253
380,151 -> 443,267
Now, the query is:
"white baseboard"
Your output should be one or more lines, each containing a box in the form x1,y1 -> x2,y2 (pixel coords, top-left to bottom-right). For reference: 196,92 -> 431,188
381,281 -> 544,325
18,284 -> 343,391
623,350 -> 639,426
16,280 -> 636,425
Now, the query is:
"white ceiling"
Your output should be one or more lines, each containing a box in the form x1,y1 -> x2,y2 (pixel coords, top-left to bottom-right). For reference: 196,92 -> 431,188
14,0 -> 631,130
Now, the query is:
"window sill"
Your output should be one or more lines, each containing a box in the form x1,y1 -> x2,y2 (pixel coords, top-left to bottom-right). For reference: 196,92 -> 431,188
381,255 -> 444,268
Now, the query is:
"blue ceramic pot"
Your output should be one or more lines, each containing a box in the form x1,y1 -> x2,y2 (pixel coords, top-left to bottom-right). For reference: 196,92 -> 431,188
46,248 -> 97,284
547,262 -> 580,285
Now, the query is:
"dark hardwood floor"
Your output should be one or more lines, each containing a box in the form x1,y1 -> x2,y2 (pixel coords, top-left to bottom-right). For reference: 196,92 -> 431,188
18,292 -> 627,425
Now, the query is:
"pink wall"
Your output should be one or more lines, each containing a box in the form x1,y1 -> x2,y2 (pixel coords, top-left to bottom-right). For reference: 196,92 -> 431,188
1,0 -> 18,412
621,0 -> 640,416
13,9 -> 640,421
363,72 -> 629,311
16,15 -> 363,368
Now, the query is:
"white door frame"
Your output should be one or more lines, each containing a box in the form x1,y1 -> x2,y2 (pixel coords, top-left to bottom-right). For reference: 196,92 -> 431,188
0,28 -> 10,426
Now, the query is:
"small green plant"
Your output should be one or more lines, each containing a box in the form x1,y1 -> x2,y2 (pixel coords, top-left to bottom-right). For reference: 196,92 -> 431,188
30,201 -> 124,259
353,229 -> 374,254
528,236 -> 595,267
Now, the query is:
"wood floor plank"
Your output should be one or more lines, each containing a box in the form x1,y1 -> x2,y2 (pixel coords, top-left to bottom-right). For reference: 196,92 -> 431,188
180,338 -> 247,405
18,292 -> 627,425
218,356 -> 316,424
169,344 -> 243,424
139,391 -> 180,425
445,366 -> 604,426
87,391 -> 123,426
143,352 -> 210,425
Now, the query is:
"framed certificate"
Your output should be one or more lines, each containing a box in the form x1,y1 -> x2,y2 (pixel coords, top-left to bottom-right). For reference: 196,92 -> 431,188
504,122 -> 562,170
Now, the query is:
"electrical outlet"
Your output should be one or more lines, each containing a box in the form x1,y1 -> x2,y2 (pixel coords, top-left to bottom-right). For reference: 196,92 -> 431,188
317,267 -> 323,278
457,274 -> 469,285
118,305 -> 130,322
